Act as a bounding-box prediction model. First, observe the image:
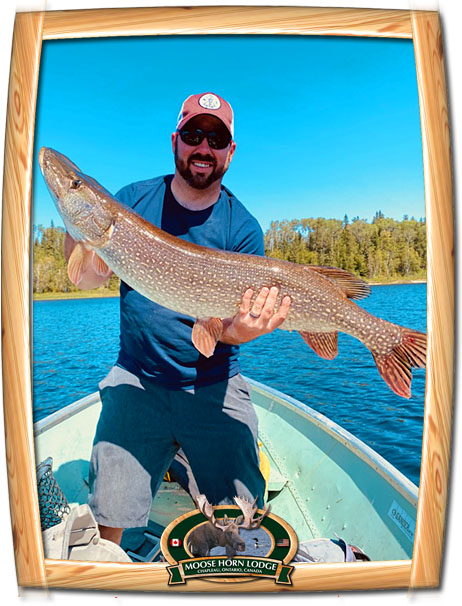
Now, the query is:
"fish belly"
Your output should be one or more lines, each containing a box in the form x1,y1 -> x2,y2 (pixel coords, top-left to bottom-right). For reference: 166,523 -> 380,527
98,221 -> 351,333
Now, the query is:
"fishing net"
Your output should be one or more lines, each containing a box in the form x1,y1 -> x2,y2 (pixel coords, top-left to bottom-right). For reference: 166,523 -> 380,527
36,457 -> 70,531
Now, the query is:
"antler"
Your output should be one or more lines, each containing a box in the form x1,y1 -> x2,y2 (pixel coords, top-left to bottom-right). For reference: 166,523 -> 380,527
233,496 -> 269,529
195,494 -> 218,524
195,494 -> 235,531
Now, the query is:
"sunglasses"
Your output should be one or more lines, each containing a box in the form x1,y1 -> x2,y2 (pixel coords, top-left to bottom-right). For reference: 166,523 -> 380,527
179,127 -> 232,150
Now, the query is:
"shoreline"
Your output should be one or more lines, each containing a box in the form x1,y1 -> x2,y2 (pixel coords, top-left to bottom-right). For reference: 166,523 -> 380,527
33,279 -> 427,302
33,291 -> 120,301
368,279 -> 426,286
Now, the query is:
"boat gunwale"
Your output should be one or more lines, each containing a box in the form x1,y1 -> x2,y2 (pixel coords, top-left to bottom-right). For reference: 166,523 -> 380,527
33,376 -> 419,509
246,378 -> 419,508
33,391 -> 101,437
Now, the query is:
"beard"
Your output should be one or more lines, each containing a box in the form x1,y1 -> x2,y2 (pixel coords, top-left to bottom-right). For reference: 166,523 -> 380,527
174,143 -> 227,190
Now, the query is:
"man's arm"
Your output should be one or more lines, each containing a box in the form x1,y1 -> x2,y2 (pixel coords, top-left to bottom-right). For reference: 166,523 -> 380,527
220,286 -> 291,345
64,232 -> 114,290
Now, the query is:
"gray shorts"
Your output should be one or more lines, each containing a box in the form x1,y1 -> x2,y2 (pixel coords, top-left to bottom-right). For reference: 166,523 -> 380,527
88,366 -> 265,528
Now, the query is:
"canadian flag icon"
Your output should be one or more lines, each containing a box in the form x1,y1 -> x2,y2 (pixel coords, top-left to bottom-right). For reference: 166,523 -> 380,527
169,538 -> 182,547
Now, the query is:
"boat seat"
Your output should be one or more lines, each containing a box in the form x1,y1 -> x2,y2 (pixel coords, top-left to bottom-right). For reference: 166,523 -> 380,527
121,521 -> 165,562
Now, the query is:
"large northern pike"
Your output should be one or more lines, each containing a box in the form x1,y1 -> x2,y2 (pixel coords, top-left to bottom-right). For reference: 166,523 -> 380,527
39,147 -> 426,398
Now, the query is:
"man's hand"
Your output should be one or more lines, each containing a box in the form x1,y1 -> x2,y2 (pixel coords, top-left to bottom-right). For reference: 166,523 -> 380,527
220,286 -> 291,346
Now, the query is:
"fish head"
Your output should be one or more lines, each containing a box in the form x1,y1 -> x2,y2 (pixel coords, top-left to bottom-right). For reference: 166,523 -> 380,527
39,147 -> 115,248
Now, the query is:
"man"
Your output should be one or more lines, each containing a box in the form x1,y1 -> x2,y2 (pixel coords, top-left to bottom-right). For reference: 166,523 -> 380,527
66,92 -> 291,545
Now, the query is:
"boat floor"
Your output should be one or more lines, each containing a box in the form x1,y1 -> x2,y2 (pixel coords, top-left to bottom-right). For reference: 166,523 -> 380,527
35,380 -> 418,562
120,441 -> 311,562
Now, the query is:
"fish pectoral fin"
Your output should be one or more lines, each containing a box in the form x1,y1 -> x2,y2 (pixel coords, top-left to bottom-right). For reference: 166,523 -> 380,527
298,330 -> 338,360
192,318 -> 224,358
68,243 -> 112,285
307,266 -> 371,300
67,242 -> 91,285
93,254 -> 112,278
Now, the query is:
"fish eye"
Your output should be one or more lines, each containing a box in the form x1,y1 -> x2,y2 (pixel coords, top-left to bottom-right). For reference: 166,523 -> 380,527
70,179 -> 82,189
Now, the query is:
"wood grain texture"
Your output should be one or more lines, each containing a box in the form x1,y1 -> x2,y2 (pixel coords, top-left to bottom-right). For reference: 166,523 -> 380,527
1,4 -> 453,593
410,10 -> 454,589
43,559 -> 411,592
1,11 -> 46,588
42,6 -> 414,39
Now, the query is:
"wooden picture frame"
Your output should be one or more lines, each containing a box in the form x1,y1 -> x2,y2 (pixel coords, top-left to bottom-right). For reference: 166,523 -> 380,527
1,5 -> 453,592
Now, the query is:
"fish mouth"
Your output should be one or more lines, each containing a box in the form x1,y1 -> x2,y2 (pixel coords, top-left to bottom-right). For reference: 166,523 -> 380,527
39,147 -> 63,200
39,147 -> 83,179
39,146 -> 54,177
38,146 -> 46,167
39,147 -> 91,205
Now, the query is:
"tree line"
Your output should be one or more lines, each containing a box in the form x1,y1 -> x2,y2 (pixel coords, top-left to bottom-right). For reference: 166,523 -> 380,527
264,212 -> 426,281
33,223 -> 120,294
33,212 -> 426,294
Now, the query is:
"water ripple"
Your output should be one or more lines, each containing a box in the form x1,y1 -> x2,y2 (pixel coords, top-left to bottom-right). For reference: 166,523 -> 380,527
33,285 -> 426,485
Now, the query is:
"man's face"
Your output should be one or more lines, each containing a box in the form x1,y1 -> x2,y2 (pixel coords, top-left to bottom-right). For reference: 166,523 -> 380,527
172,115 -> 236,190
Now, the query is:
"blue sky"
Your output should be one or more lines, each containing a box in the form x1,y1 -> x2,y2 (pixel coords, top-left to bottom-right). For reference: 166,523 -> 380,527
33,35 -> 425,231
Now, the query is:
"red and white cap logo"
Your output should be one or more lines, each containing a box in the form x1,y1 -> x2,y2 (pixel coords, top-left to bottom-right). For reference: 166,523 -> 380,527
198,93 -> 221,110
176,92 -> 234,137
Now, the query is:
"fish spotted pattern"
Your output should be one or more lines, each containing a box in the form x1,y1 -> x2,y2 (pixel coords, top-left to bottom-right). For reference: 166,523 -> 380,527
39,147 -> 426,398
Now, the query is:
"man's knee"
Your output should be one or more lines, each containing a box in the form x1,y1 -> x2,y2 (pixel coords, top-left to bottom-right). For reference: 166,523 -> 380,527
98,525 -> 123,546
88,441 -> 153,529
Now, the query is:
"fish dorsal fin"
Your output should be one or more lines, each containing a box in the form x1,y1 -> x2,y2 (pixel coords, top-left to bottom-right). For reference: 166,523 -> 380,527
307,266 -> 371,300
298,331 -> 338,360
192,318 -> 223,358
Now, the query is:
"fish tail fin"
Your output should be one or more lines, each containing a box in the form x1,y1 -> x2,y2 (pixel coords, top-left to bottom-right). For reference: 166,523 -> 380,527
371,328 -> 426,399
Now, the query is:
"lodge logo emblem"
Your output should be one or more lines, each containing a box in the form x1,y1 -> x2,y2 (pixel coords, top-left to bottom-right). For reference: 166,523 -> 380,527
160,495 -> 297,585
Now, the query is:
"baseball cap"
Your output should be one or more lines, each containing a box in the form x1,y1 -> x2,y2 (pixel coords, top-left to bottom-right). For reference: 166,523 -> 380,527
176,92 -> 234,137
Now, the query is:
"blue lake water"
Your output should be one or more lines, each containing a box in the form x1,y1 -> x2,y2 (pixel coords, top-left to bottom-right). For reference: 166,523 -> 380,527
32,283 -> 426,486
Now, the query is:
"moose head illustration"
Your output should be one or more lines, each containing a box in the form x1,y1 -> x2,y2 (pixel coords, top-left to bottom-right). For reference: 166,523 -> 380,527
186,495 -> 269,558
